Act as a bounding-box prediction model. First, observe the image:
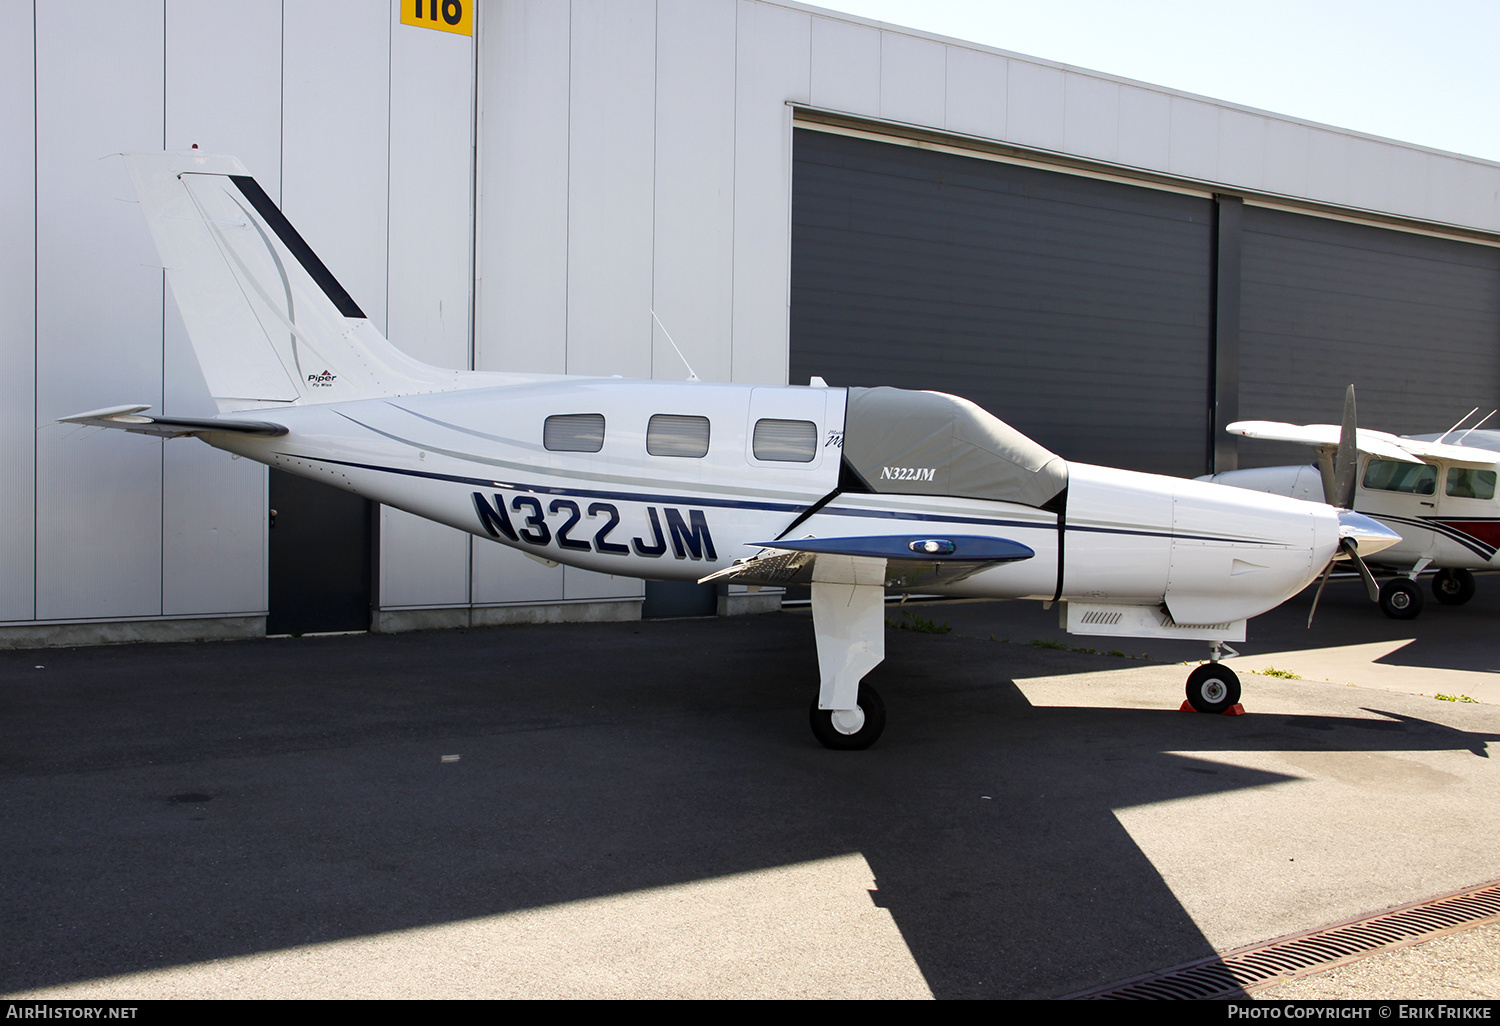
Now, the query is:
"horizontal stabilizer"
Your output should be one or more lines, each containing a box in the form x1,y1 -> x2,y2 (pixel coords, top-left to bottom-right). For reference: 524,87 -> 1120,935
58,405 -> 286,438
700,534 -> 1033,590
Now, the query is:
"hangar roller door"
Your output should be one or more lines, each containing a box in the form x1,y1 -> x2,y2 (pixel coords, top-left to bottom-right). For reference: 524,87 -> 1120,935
1236,207 -> 1500,468
790,129 -> 1216,479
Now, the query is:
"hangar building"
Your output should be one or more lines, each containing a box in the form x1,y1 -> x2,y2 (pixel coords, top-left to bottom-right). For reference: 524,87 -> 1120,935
4,0 -> 1499,645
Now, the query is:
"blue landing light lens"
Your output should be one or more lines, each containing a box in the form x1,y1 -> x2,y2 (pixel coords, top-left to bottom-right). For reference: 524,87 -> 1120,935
909,538 -> 956,555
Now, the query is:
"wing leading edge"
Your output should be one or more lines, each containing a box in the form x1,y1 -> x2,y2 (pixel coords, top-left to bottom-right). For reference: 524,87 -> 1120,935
699,534 -> 1034,590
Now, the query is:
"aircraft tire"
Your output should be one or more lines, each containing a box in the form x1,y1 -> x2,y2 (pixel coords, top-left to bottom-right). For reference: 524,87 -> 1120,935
1185,663 -> 1241,715
809,683 -> 886,750
1432,568 -> 1476,606
1380,577 -> 1425,620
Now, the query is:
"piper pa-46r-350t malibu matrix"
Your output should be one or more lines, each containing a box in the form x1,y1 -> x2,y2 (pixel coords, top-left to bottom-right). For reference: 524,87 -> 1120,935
63,152 -> 1401,749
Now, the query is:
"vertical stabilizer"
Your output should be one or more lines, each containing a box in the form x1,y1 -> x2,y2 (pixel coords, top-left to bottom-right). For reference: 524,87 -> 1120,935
123,152 -> 456,411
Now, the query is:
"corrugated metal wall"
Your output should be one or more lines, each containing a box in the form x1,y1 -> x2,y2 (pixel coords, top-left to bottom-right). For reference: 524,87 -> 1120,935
789,129 -> 1500,481
0,1 -> 36,624
1237,206 -> 1500,468
789,129 -> 1215,478
2,0 -> 492,633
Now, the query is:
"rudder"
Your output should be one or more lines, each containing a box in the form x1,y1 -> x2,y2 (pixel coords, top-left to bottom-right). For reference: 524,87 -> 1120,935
124,152 -> 453,411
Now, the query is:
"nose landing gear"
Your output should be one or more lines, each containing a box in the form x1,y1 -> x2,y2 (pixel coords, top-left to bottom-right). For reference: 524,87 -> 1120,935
1379,576 -> 1425,620
1184,641 -> 1243,715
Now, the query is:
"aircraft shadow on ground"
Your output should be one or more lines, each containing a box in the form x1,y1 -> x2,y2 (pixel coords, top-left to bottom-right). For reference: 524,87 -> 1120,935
1,616 -> 1494,999
1368,640 -> 1500,675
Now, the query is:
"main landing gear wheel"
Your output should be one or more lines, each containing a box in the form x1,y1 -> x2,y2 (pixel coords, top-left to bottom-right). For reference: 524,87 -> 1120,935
1432,568 -> 1476,606
810,683 -> 887,750
1380,577 -> 1425,620
1185,663 -> 1241,715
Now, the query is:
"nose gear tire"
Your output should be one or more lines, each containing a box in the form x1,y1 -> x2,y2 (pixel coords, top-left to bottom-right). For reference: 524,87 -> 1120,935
1380,577 -> 1424,620
1185,663 -> 1241,714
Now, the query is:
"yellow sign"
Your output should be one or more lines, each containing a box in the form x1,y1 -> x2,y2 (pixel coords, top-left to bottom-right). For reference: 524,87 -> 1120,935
400,0 -> 472,36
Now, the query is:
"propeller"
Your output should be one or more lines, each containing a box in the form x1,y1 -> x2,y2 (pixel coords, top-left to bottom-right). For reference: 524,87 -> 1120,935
1332,383 -> 1359,509
1307,384 -> 1383,627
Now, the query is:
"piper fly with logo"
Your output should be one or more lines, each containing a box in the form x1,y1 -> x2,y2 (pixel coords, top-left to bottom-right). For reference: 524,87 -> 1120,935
62,152 -> 1401,749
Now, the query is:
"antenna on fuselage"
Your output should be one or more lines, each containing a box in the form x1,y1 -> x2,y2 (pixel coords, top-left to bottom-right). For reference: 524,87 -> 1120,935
1437,407 -> 1480,443
651,309 -> 699,382
1456,410 -> 1497,444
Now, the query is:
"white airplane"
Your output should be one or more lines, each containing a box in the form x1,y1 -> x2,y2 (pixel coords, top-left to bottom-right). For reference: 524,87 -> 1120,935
1203,391 -> 1500,621
60,152 -> 1401,749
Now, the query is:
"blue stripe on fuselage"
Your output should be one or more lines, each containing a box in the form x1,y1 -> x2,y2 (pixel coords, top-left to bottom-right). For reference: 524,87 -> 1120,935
280,452 -> 1273,546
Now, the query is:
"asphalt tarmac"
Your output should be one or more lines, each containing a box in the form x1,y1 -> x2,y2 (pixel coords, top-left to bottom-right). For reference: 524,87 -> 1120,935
2,576 -> 1497,1000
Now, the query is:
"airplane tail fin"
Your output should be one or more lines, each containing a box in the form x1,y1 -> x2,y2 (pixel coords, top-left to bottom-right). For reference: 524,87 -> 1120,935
123,152 -> 457,411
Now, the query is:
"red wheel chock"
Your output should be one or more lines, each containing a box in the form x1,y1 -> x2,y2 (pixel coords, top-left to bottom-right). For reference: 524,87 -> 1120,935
1179,701 -> 1246,715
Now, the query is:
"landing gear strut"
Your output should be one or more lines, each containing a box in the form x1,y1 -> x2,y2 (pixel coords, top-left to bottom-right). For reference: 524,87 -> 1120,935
809,566 -> 889,750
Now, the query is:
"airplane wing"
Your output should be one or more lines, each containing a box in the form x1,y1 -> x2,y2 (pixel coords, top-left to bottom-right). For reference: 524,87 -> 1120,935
1385,436 -> 1500,463
699,535 -> 1034,590
1228,420 -> 1500,465
58,405 -> 287,438
1226,421 -> 1423,464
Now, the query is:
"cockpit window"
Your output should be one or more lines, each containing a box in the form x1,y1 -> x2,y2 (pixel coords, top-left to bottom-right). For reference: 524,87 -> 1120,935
647,414 -> 710,458
1362,458 -> 1436,495
544,414 -> 605,452
1446,467 -> 1496,500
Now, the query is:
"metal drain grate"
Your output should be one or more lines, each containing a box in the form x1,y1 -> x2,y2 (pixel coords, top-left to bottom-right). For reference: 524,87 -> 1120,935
1066,879 -> 1500,999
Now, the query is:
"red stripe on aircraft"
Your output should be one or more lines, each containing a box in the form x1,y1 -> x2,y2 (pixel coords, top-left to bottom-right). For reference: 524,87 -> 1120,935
1434,520 -> 1500,548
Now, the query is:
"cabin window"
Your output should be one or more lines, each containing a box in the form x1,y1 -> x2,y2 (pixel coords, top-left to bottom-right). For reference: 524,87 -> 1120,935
647,414 -> 710,458
753,418 -> 817,462
1445,467 -> 1496,500
544,413 -> 605,453
1362,458 -> 1437,495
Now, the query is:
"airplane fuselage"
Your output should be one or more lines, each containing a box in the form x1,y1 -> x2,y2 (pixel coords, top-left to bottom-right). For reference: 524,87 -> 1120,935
203,377 -> 1346,634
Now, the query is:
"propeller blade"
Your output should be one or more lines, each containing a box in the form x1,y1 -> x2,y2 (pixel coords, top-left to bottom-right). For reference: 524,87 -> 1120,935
1307,559 -> 1335,628
1341,537 -> 1380,602
1332,384 -> 1358,509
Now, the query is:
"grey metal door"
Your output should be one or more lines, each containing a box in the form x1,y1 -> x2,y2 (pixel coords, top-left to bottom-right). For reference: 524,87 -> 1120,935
268,469 -> 374,635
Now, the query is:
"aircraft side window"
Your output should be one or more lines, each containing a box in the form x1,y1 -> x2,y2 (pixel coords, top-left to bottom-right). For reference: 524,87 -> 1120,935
1362,458 -> 1437,495
753,418 -> 817,463
1446,467 -> 1497,500
544,413 -> 605,453
647,414 -> 710,458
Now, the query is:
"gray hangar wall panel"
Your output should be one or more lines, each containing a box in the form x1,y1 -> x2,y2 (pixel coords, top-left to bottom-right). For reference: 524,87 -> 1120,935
789,129 -> 1215,478
1237,206 -> 1500,468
